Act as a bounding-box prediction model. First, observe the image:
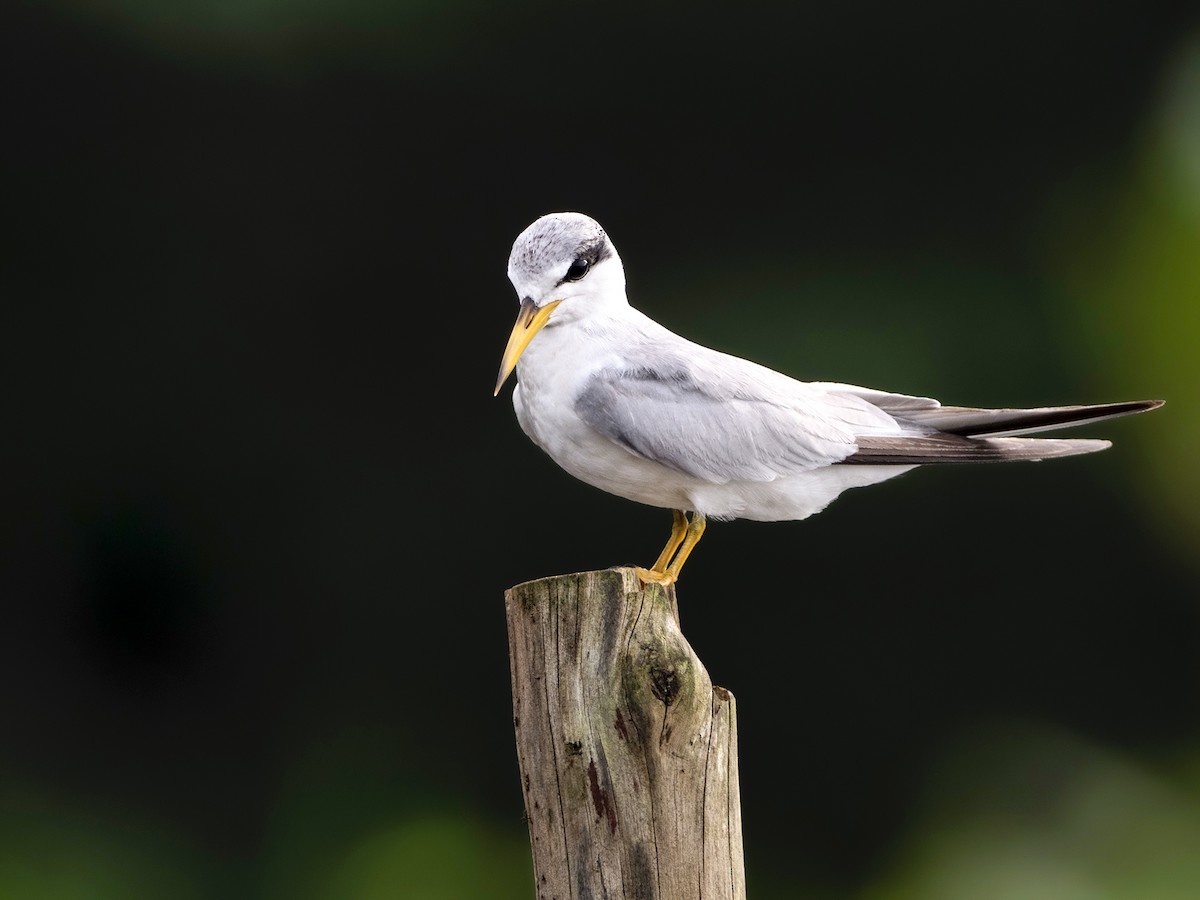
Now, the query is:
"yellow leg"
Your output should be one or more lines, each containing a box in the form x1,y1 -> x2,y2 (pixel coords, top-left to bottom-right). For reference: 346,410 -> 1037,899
664,512 -> 706,583
651,510 -> 689,571
636,510 -> 705,586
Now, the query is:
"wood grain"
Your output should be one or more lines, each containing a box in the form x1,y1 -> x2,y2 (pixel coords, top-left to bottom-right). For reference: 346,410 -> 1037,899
506,568 -> 745,899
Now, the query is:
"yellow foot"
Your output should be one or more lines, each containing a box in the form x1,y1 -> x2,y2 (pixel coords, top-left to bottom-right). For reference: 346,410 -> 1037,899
634,566 -> 676,586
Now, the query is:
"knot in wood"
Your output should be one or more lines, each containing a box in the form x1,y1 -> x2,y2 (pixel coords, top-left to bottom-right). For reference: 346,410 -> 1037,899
649,665 -> 681,706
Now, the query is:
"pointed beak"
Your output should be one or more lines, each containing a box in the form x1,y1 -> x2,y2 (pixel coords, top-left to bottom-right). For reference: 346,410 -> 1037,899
494,298 -> 562,396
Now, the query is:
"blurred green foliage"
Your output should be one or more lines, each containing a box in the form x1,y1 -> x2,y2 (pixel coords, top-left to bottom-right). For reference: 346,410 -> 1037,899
0,788 -> 205,900
318,816 -> 530,900
860,722 -> 1200,900
1045,34 -> 1200,566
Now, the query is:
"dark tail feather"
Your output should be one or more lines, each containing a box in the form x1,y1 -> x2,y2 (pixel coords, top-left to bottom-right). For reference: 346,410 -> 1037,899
842,435 -> 1112,465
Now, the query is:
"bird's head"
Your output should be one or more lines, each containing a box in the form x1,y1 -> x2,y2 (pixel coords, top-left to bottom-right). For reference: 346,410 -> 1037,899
494,212 -> 625,395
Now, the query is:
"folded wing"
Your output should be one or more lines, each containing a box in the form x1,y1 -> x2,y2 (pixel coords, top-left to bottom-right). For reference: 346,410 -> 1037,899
838,397 -> 1162,465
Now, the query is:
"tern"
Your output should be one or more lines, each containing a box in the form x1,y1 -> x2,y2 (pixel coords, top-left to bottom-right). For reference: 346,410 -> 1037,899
494,212 -> 1162,586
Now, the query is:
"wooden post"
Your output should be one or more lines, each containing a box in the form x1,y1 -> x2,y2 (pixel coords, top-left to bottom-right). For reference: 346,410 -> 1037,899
505,567 -> 746,899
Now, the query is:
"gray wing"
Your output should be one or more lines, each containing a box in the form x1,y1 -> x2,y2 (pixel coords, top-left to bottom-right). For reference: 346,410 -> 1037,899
575,351 -> 898,484
577,352 -> 1164,478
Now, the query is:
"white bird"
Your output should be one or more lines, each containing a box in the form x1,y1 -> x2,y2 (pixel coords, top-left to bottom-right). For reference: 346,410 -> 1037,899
494,212 -> 1162,586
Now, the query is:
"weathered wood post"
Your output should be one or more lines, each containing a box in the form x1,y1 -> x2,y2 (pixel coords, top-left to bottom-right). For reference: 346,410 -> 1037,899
505,567 -> 746,899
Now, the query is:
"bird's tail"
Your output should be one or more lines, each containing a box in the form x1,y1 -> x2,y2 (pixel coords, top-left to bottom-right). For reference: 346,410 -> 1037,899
841,399 -> 1163,465
892,399 -> 1163,438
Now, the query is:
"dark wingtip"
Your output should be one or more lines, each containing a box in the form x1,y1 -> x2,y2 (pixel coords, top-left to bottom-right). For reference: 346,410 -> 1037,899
1117,398 -> 1166,417
1102,399 -> 1164,415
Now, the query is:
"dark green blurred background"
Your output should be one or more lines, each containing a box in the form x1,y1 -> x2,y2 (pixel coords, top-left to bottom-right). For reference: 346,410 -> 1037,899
3,1 -> 1199,897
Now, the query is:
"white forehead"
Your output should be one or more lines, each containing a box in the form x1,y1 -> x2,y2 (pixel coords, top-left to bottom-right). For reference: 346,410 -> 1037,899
507,212 -> 609,284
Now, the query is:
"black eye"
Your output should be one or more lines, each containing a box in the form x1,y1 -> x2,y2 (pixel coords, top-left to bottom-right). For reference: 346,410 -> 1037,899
564,258 -> 590,282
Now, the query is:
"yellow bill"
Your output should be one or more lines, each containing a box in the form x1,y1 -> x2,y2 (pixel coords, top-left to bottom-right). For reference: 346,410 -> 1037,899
494,299 -> 562,395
